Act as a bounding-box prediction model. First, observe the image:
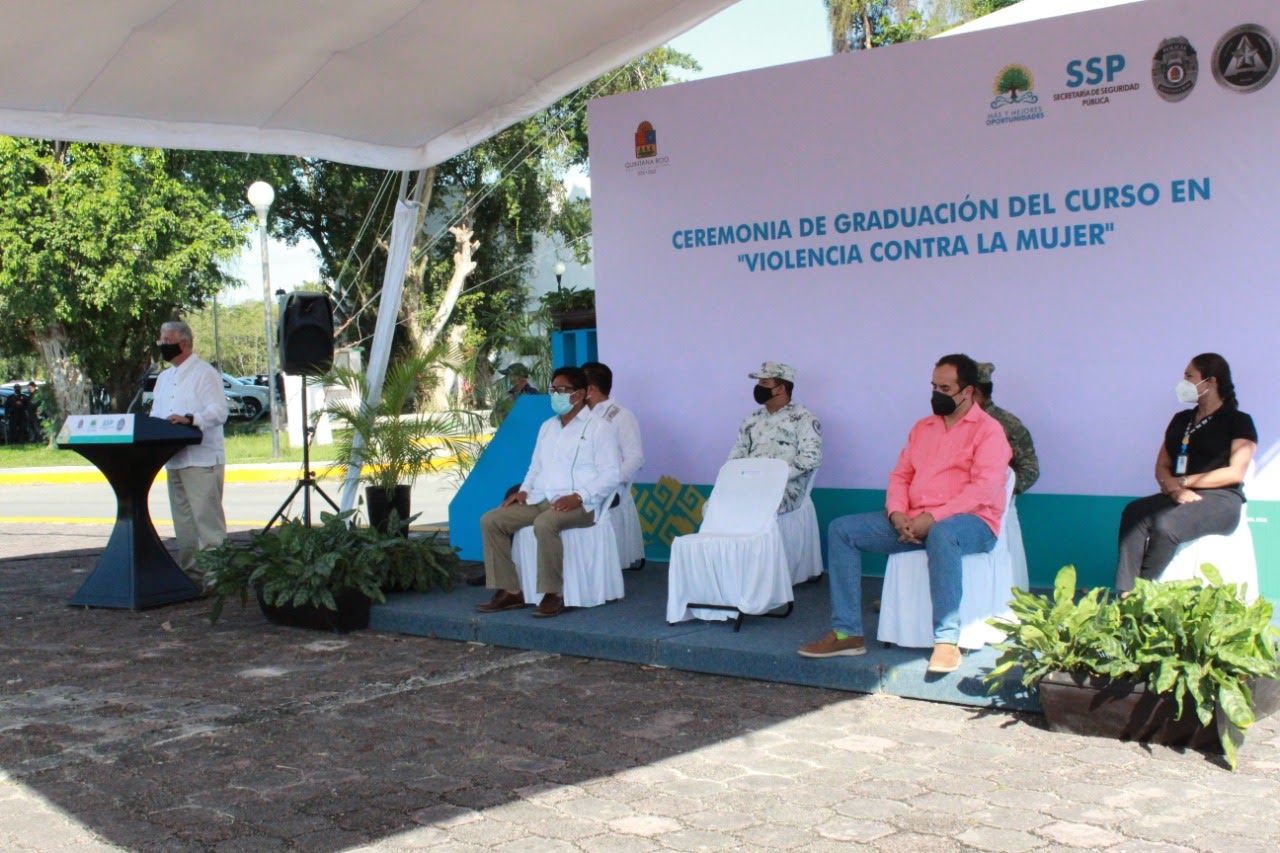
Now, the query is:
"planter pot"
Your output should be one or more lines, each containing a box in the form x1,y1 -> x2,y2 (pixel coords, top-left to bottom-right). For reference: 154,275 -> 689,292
255,586 -> 372,633
1039,672 -> 1280,752
550,308 -> 596,331
366,484 -> 412,537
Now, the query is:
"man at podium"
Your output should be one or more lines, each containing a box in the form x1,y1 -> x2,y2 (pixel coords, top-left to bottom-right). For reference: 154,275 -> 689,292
150,321 -> 229,581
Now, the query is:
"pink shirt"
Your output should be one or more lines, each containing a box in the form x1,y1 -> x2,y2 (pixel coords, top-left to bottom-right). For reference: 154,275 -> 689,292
885,403 -> 1012,535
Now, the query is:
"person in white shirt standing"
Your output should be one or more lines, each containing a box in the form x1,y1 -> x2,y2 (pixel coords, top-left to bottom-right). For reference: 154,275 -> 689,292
150,321 -> 229,581
581,362 -> 644,489
477,365 -> 623,618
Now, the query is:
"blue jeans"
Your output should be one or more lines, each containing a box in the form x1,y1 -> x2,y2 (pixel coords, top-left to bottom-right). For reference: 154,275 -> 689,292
828,512 -> 996,644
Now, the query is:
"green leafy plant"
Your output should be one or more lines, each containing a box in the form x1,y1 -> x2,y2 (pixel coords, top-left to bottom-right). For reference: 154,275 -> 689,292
323,351 -> 483,497
985,564 -> 1280,768
199,509 -> 458,624
538,286 -> 595,314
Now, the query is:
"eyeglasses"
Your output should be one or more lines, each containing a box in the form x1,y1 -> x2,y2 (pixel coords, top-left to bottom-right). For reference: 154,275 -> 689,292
548,385 -> 579,394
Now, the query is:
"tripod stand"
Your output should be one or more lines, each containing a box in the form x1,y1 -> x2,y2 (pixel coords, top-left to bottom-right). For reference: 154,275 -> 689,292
264,375 -> 339,531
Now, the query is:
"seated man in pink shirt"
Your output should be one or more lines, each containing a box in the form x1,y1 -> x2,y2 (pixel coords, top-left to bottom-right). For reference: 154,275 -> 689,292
798,354 -> 1011,674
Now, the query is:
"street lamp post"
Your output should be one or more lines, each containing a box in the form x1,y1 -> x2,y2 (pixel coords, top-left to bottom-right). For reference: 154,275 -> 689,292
247,181 -> 281,457
552,260 -> 566,292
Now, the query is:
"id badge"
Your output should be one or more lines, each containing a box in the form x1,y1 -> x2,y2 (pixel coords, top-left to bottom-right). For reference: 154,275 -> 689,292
1175,455 -> 1188,475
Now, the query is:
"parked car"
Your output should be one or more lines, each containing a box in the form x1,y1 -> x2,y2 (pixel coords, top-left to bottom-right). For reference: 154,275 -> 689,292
141,372 -> 270,420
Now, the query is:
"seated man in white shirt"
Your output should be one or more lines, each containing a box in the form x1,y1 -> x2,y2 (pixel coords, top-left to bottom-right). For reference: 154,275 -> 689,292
583,361 -> 646,568
477,366 -> 623,618
150,320 -> 230,580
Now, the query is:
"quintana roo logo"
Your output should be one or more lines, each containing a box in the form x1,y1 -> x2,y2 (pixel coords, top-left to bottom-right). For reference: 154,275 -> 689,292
991,64 -> 1039,109
1212,23 -> 1278,93
634,121 -> 656,159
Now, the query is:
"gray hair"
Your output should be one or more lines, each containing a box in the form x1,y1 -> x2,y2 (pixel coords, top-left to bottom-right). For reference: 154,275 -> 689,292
161,321 -> 194,345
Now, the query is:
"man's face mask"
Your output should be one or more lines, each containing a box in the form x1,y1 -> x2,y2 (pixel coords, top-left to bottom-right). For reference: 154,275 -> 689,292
930,388 -> 964,417
158,342 -> 182,362
753,384 -> 776,405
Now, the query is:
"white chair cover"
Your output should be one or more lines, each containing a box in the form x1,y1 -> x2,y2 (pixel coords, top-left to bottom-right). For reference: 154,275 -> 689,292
609,485 -> 646,567
1004,493 -> 1030,592
1161,501 -> 1258,602
877,471 -> 1023,650
777,469 -> 823,584
513,498 -> 623,608
666,458 -> 793,623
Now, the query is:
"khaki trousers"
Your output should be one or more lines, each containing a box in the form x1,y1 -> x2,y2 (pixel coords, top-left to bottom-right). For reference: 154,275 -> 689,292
167,464 -> 227,574
480,500 -> 595,594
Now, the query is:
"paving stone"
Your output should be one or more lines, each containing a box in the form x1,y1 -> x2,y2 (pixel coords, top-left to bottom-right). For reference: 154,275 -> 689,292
968,807 -> 1053,832
557,796 -> 635,822
956,825 -> 1044,852
1037,820 -> 1125,848
813,816 -> 896,843
607,816 -> 683,837
682,809 -> 760,832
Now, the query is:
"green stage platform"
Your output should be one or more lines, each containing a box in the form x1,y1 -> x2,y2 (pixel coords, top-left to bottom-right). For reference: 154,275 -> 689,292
370,565 -> 1040,713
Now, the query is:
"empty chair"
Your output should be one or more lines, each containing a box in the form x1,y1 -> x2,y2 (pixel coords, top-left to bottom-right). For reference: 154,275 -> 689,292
777,468 -> 823,584
610,484 -> 646,569
666,458 -> 793,628
877,471 -> 1024,650
513,496 -> 624,609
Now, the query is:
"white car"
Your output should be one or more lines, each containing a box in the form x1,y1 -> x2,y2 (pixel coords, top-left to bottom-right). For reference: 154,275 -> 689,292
142,372 -> 270,420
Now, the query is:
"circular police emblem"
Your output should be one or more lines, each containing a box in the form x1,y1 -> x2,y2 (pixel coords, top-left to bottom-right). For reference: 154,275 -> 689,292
1151,37 -> 1198,102
1212,24 -> 1278,93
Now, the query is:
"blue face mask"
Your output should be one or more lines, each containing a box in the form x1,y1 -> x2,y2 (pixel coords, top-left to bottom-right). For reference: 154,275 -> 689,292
550,392 -> 575,415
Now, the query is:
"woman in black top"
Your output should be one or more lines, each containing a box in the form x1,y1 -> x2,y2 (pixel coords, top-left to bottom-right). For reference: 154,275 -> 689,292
1115,353 -> 1257,591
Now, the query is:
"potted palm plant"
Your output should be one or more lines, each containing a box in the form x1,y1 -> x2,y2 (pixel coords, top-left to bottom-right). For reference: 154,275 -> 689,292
323,351 -> 481,534
984,564 -> 1280,769
198,510 -> 459,632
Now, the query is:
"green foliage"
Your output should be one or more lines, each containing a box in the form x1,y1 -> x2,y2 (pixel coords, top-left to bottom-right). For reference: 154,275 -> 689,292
185,298 -> 277,377
985,565 -> 1280,768
538,286 -> 595,314
199,509 -> 458,624
323,351 -> 484,496
0,140 -> 244,412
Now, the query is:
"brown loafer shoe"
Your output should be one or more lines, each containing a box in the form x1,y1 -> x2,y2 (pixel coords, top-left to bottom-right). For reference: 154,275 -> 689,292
927,643 -> 962,674
532,593 -> 565,618
476,589 -> 526,613
797,630 -> 866,658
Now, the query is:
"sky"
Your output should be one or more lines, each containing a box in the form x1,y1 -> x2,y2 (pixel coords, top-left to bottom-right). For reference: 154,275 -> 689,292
223,0 -> 833,304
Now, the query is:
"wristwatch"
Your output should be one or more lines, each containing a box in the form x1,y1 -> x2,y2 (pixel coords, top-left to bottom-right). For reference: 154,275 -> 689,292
184,413 -> 195,426
1179,476 -> 1188,488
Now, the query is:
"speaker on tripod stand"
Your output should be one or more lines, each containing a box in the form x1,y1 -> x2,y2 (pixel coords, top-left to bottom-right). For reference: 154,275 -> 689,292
264,292 -> 339,530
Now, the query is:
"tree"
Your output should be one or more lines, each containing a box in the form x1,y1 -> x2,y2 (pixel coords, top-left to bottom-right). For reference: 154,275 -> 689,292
825,0 -> 1026,49
0,140 -> 243,417
196,47 -> 699,397
997,65 -> 1031,100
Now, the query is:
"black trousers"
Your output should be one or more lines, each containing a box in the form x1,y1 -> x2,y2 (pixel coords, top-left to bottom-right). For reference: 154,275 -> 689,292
1115,488 -> 1244,590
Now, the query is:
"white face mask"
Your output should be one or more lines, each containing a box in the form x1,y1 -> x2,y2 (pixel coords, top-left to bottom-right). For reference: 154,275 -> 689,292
1175,378 -> 1207,404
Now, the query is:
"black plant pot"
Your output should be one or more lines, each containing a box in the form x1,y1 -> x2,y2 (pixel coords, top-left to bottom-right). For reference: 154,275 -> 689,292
366,484 -> 412,537
1038,672 -> 1280,752
255,586 -> 372,633
550,308 -> 596,331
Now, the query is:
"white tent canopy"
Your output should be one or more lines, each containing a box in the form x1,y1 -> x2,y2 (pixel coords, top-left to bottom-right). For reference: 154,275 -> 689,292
939,0 -> 1145,38
0,0 -> 739,171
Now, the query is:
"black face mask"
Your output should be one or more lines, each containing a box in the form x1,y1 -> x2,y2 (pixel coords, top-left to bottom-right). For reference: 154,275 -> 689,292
753,384 -> 775,405
159,343 -> 182,362
930,389 -> 962,417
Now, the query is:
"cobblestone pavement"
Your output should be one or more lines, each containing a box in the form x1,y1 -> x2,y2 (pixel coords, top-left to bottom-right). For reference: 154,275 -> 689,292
2,523 -> 1279,852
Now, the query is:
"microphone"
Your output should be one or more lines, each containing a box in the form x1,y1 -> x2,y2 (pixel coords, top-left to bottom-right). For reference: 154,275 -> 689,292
137,363 -> 158,387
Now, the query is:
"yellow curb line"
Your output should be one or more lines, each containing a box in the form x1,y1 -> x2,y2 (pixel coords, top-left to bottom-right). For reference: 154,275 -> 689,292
0,456 -> 471,486
0,516 -> 448,531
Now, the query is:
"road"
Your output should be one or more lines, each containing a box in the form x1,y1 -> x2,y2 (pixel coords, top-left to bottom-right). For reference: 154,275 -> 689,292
0,469 -> 461,532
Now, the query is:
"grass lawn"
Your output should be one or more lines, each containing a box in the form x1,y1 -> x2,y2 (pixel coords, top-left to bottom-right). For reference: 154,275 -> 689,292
0,422 -> 337,468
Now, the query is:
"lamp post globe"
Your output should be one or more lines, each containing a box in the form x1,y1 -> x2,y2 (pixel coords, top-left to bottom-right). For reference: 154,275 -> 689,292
552,260 -> 566,291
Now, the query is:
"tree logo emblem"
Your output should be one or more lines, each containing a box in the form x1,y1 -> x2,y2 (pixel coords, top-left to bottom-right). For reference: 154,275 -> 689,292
992,64 -> 1039,109
1212,24 -> 1278,94
634,121 -> 657,159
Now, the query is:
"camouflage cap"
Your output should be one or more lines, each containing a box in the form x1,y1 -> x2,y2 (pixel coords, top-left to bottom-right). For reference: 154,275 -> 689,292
749,361 -> 796,382
499,363 -> 530,378
976,362 -> 995,384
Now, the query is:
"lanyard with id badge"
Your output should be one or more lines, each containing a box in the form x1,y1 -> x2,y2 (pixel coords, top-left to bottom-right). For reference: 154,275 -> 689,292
1175,412 -> 1214,476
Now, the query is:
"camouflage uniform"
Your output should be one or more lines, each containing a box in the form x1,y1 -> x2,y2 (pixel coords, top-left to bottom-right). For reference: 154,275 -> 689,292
981,401 -> 1039,494
728,401 -> 823,512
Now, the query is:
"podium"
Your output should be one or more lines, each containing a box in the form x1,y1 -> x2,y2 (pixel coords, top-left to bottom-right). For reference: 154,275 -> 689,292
57,414 -> 203,609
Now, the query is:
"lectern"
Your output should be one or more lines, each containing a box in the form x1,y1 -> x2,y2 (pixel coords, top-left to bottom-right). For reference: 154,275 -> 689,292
57,414 -> 203,609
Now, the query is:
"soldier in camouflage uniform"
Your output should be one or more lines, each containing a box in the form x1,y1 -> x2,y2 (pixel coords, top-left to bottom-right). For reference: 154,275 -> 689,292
728,361 -> 822,512
974,362 -> 1039,494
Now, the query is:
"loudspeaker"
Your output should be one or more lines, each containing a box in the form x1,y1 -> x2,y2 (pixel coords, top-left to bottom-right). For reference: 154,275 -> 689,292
278,292 -> 334,376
